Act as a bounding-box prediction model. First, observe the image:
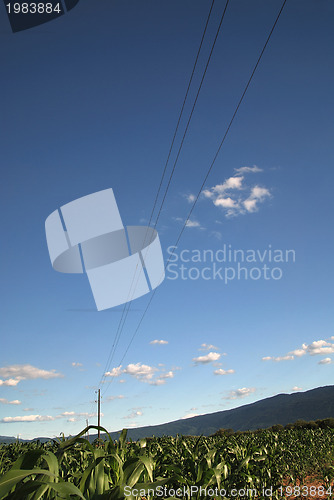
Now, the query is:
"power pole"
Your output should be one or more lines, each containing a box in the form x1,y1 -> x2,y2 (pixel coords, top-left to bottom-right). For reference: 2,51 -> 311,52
86,419 -> 89,441
95,389 -> 101,441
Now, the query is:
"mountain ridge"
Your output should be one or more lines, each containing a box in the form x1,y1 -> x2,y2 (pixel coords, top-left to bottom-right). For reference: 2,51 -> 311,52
1,385 -> 334,443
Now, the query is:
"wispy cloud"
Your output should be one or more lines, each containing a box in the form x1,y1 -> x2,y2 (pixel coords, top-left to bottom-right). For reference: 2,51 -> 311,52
71,362 -> 83,368
0,379 -> 21,387
0,364 -> 63,387
318,358 -> 332,365
123,410 -> 143,420
262,355 -> 294,362
199,343 -> 220,351
150,340 -> 168,345
234,165 -> 262,175
0,398 -> 21,405
151,371 -> 174,385
210,230 -> 222,240
214,369 -> 235,376
60,411 -> 99,422
202,167 -> 270,217
181,412 -> 199,420
224,387 -> 256,400
184,194 -> 196,203
185,219 -> 202,228
193,352 -> 221,364
263,339 -> 334,362
105,363 -> 175,386
105,366 -> 123,378
1,415 -> 55,423
1,410 -> 100,424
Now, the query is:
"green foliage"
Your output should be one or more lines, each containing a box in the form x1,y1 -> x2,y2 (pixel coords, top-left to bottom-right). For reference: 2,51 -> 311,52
0,426 -> 334,499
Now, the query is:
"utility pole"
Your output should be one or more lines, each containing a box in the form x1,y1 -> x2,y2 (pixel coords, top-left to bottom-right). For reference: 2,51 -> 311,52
95,389 -> 101,441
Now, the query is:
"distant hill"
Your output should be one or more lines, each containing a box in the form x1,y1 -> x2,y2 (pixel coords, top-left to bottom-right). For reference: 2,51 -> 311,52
2,385 -> 334,444
100,385 -> 334,441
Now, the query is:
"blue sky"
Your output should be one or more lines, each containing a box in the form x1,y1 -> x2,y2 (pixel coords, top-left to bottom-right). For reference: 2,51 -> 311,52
1,0 -> 334,440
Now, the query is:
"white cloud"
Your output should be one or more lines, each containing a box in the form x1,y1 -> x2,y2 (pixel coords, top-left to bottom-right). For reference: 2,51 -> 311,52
1,414 -> 55,423
250,186 -> 270,200
243,186 -> 271,213
185,219 -> 201,228
0,398 -> 21,405
262,355 -> 294,362
202,170 -> 270,217
306,340 -> 334,355
214,197 -> 238,208
199,343 -> 219,351
263,339 -> 334,363
243,198 -> 258,213
0,365 -> 63,387
202,189 -> 213,199
150,340 -> 168,345
123,363 -> 157,381
105,363 -> 174,386
318,358 -> 332,365
0,378 -> 20,387
193,352 -> 221,364
71,362 -> 83,367
291,386 -> 302,391
234,165 -> 262,174
105,366 -> 123,378
213,176 -> 244,193
158,371 -> 174,379
214,369 -> 235,375
225,387 -> 256,400
59,411 -> 98,422
181,413 -> 199,419
185,194 -> 196,203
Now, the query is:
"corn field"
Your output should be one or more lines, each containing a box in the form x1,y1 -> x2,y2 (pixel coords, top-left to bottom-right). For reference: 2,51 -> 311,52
1,426 -> 334,499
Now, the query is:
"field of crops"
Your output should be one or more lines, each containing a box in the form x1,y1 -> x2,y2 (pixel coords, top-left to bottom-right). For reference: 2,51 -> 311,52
1,426 -> 334,499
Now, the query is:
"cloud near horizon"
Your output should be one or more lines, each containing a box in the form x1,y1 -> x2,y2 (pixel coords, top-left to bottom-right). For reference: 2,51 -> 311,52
224,387 -> 256,400
262,339 -> 334,362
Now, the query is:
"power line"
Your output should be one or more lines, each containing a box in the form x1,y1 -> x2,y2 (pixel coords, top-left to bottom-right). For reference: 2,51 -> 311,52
147,0 -> 216,229
102,0 -> 287,397
100,0 -> 231,396
98,0 -> 222,392
153,0 -> 230,228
